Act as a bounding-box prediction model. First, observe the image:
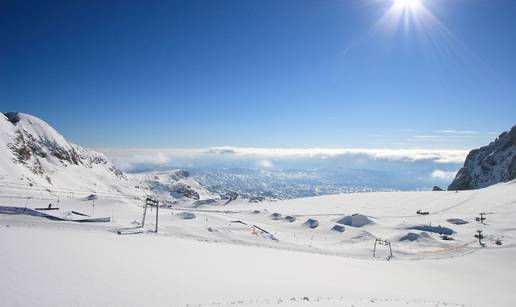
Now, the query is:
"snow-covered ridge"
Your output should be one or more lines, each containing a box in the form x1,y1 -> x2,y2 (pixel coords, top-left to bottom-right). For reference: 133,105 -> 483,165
132,169 -> 219,203
4,112 -> 113,172
449,124 -> 516,190
0,112 -> 141,197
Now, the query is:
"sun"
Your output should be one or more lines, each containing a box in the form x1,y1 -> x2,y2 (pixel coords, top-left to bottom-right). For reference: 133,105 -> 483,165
344,0 -> 476,66
394,0 -> 422,10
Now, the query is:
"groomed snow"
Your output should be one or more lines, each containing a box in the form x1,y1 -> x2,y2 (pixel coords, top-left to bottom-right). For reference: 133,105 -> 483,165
1,180 -> 516,306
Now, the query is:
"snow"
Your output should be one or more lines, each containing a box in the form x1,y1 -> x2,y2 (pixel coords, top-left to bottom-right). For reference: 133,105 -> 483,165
302,218 -> 320,229
449,125 -> 516,190
0,112 -> 144,199
1,113 -> 516,306
176,211 -> 196,219
132,170 -> 218,202
331,224 -> 346,232
407,225 -> 454,235
6,112 -> 72,150
336,214 -> 373,227
1,180 -> 515,306
270,212 -> 283,220
398,232 -> 432,242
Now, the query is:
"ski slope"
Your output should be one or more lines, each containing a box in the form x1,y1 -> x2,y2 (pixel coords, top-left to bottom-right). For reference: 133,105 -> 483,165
1,180 -> 515,306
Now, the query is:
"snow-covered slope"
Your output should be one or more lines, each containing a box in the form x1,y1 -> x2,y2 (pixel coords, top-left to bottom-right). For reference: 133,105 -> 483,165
0,112 -> 143,198
449,124 -> 516,190
1,179 -> 516,306
1,113 -> 515,306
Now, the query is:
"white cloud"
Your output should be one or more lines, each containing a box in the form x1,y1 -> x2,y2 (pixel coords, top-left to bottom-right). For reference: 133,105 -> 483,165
257,159 -> 274,169
431,169 -> 458,181
206,147 -> 468,164
435,130 -> 499,135
98,147 -> 469,170
437,130 -> 480,134
98,148 -> 205,170
411,135 -> 443,139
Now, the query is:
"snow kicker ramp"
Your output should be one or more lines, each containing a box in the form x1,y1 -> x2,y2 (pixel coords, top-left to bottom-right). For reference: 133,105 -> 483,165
407,225 -> 454,235
337,214 -> 373,227
0,206 -> 111,223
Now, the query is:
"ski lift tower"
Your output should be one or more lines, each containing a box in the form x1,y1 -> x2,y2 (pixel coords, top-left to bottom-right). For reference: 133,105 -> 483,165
373,238 -> 393,260
476,213 -> 487,224
475,230 -> 486,247
142,196 -> 160,233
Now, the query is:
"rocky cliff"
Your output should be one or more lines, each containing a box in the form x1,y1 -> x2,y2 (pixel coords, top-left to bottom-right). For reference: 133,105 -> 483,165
448,125 -> 516,190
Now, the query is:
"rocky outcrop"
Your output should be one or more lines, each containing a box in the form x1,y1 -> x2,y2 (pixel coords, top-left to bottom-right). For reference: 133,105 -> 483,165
169,169 -> 190,181
134,169 -> 218,202
448,125 -> 516,190
170,183 -> 200,200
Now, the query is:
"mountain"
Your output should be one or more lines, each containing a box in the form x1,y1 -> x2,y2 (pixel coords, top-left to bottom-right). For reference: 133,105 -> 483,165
0,112 -> 244,205
448,124 -> 516,190
132,169 -> 221,204
0,112 -> 143,198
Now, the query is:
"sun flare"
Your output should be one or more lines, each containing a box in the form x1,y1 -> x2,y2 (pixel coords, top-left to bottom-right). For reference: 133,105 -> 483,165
394,0 -> 422,10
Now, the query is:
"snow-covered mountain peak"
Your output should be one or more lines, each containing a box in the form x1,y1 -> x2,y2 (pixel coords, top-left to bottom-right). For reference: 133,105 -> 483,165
0,112 -> 142,198
448,124 -> 516,190
4,112 -> 72,151
1,112 -> 113,175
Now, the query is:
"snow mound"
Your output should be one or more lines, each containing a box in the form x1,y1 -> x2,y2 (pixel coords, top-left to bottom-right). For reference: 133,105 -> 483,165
331,224 -> 346,232
351,230 -> 374,241
447,218 -> 469,225
399,232 -> 432,242
192,199 -> 217,207
270,213 -> 283,220
336,214 -> 373,227
408,225 -> 453,235
176,212 -> 196,219
284,215 -> 296,222
302,218 -> 319,229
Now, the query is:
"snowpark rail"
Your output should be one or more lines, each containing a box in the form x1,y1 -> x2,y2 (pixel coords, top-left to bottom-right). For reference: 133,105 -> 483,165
0,206 -> 111,223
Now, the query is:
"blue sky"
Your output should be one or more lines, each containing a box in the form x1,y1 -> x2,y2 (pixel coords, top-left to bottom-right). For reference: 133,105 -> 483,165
2,0 -> 515,149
